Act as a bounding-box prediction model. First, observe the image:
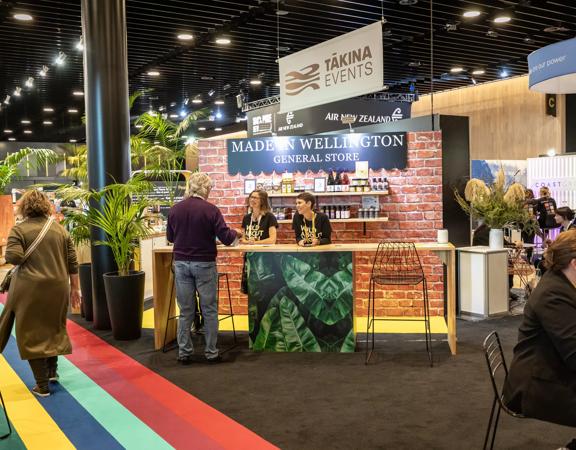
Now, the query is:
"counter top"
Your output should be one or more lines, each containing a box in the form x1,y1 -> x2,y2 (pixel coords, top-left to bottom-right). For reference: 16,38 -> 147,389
153,242 -> 455,254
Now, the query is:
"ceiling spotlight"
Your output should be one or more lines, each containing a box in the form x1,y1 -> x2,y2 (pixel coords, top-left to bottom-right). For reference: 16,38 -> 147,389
472,69 -> 485,75
499,69 -> 509,78
207,89 -> 216,97
192,97 -> 202,104
445,22 -> 458,32
21,120 -> 31,124
68,108 -> 79,113
177,33 -> 194,41
69,139 -> 78,143
486,29 -> 499,38
215,37 -> 231,45
471,77 -> 477,85
43,107 -> 54,112
494,14 -> 511,24
13,87 -> 22,97
250,79 -> 262,85
13,13 -> 33,21
214,99 -> 225,105
169,114 -> 179,118
275,82 -> 281,87
523,35 -> 534,43
23,130 -> 32,134
198,127 -> 207,131
25,77 -> 34,88
147,70 -> 160,76
276,46 -> 291,52
179,109 -> 187,118
450,67 -> 464,73
43,120 -> 53,125
215,111 -> 223,119
463,10 -> 481,18
39,65 -> 49,77
73,91 -> 84,96
8,138 -> 16,141
398,0 -> 418,5
214,127 -> 222,131
135,124 -> 143,129
3,130 -> 13,134
3,95 -> 10,105
76,36 -> 84,51
276,9 -> 289,16
55,51 -> 67,66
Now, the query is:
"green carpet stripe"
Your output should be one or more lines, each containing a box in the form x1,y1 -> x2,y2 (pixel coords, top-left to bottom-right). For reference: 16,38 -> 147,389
0,419 -> 27,450
0,304 -> 173,450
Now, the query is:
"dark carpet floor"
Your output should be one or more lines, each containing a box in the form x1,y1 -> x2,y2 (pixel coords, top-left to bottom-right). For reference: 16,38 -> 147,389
72,315 -> 575,450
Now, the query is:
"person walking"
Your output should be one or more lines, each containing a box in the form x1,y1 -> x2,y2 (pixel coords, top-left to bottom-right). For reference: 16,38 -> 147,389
166,172 -> 240,365
0,189 -> 80,397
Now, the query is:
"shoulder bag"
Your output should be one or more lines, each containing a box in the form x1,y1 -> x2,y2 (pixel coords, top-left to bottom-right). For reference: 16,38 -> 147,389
0,217 -> 54,293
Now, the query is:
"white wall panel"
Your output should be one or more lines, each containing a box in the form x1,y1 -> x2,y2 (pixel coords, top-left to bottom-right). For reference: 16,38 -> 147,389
528,155 -> 576,209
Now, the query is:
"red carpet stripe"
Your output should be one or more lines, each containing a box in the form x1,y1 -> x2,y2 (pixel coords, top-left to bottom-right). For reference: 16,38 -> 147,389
67,321 -> 278,450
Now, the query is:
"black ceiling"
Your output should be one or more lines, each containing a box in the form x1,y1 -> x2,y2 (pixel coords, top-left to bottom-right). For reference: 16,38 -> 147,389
0,0 -> 575,142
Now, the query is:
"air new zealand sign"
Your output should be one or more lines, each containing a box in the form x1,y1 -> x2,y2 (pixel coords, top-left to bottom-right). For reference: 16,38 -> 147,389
227,132 -> 407,175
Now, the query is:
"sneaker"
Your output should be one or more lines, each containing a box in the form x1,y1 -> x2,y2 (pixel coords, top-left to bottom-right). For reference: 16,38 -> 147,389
49,372 -> 60,382
205,355 -> 222,364
177,356 -> 194,366
31,385 -> 50,397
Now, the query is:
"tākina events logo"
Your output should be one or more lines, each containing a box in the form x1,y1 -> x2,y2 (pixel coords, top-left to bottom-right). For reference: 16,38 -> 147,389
285,63 -> 320,96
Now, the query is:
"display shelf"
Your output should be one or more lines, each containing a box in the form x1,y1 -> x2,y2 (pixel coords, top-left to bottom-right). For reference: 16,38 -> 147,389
268,190 -> 389,198
276,217 -> 388,224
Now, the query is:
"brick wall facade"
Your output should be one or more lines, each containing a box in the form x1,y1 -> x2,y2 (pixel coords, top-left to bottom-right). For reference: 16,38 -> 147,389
198,131 -> 444,317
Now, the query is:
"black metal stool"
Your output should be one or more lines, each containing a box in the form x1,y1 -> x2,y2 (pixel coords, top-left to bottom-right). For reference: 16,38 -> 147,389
0,388 -> 11,439
365,242 -> 433,366
162,270 -> 237,353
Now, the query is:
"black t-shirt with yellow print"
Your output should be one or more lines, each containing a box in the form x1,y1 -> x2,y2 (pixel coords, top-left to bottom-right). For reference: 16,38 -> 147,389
241,212 -> 278,241
292,211 -> 332,245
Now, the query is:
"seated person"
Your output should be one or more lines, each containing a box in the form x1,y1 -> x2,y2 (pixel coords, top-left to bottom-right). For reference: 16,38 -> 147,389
241,190 -> 277,244
555,206 -> 576,234
292,192 -> 331,246
503,230 -> 576,430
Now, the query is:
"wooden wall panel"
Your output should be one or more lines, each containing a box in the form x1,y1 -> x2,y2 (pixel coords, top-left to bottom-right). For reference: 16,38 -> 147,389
412,76 -> 565,160
0,195 -> 14,249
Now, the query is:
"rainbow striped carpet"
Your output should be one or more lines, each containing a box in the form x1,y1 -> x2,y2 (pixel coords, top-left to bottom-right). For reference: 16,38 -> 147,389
0,296 -> 277,450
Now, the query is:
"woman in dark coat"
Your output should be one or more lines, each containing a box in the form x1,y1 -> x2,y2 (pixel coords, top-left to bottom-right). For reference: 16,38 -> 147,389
504,229 -> 576,428
0,189 -> 80,397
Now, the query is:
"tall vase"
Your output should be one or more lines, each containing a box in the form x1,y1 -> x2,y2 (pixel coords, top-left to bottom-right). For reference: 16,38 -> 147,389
489,228 -> 504,249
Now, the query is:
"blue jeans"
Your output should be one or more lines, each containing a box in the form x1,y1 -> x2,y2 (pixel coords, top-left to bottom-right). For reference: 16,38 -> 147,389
173,261 -> 219,359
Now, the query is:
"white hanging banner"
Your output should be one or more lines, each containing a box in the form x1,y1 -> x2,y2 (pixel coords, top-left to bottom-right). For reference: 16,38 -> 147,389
279,22 -> 384,113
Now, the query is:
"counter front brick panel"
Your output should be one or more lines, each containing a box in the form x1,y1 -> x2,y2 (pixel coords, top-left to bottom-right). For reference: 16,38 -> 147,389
198,131 -> 444,317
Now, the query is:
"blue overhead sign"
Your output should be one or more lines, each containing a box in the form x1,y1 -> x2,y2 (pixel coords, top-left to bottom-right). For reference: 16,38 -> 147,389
227,132 -> 407,175
528,37 -> 576,93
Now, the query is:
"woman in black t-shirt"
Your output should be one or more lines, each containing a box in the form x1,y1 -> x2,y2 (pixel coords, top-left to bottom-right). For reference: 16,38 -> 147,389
241,190 -> 278,244
292,192 -> 331,246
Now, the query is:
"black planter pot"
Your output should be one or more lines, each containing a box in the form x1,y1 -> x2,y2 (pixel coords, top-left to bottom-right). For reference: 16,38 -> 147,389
103,270 -> 145,340
79,263 -> 93,321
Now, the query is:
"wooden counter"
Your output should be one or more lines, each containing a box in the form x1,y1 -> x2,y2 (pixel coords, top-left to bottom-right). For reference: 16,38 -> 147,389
153,242 -> 457,354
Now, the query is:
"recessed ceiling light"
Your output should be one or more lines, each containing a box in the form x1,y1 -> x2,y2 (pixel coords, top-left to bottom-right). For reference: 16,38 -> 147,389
471,78 -> 477,85
494,14 -> 511,24
275,82 -> 281,87
276,9 -> 289,16
8,138 -> 16,141
68,108 -> 79,113
23,130 -> 32,134
250,79 -> 262,85
450,67 -> 464,73
14,13 -> 33,21
147,71 -> 160,76
169,114 -> 179,118
486,30 -> 499,38
43,107 -> 54,112
69,139 -> 77,143
214,127 -> 222,131
21,120 -> 31,124
398,0 -> 418,5
215,38 -> 231,45
408,61 -> 421,68
543,25 -> 569,33
472,69 -> 485,75
177,33 -> 194,41
43,121 -> 53,125
3,130 -> 13,134
200,75 -> 215,81
499,69 -> 509,78
198,127 -> 206,131
192,98 -> 202,104
135,124 -> 143,129
463,10 -> 481,18
214,99 -> 225,105
276,46 -> 291,52
73,91 -> 84,96
523,35 -> 534,43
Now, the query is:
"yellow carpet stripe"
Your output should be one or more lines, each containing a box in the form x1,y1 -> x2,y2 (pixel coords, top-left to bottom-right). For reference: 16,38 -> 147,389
0,356 -> 75,450
143,310 -> 447,334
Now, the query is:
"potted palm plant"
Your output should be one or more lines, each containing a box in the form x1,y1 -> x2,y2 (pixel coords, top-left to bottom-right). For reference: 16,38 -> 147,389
88,177 -> 153,339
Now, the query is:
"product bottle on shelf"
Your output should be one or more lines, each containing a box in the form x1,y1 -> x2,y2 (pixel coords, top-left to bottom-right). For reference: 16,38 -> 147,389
327,170 -> 335,192
336,205 -> 341,219
335,170 -> 342,192
383,177 -> 389,191
342,172 -> 350,192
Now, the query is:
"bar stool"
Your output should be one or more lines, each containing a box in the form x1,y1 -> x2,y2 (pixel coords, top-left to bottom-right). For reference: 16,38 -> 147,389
0,388 -> 11,439
365,242 -> 433,366
162,270 -> 237,353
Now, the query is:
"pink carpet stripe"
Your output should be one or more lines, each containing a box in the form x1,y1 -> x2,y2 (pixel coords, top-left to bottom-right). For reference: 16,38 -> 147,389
67,321 -> 278,450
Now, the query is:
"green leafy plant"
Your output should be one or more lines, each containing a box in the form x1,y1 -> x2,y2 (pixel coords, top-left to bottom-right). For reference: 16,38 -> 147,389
0,147 -> 59,193
87,177 -> 153,276
454,167 -> 537,233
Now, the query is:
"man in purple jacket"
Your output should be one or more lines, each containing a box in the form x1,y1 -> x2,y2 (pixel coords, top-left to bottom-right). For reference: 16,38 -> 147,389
167,172 -> 240,364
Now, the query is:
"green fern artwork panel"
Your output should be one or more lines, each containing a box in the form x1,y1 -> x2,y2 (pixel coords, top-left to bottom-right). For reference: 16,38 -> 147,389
247,252 -> 355,352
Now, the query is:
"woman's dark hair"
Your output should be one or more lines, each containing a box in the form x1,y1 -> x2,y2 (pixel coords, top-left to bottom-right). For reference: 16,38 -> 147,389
246,190 -> 271,213
525,188 -> 534,200
17,189 -> 52,218
543,229 -> 576,272
296,192 -> 315,208
556,206 -> 575,222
